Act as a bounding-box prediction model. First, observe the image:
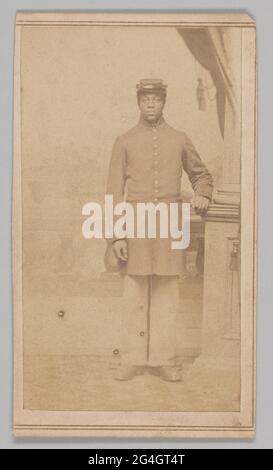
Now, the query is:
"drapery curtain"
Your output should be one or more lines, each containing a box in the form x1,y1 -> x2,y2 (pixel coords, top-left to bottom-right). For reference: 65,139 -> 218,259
177,27 -> 237,138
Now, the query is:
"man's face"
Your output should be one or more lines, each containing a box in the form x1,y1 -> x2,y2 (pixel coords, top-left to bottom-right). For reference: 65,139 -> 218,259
138,93 -> 165,122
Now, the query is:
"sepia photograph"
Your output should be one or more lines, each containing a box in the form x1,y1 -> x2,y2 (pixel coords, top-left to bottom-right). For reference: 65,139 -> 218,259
13,12 -> 256,437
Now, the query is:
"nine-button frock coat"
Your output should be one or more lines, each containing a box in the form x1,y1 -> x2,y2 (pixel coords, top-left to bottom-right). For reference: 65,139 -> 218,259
106,114 -> 213,369
107,115 -> 213,275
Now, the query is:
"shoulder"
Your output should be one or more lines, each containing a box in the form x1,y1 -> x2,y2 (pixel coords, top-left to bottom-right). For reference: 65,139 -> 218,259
112,125 -> 139,148
164,123 -> 188,142
118,124 -> 139,140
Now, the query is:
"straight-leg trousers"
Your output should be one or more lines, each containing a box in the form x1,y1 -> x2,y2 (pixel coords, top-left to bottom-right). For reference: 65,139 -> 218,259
119,274 -> 179,367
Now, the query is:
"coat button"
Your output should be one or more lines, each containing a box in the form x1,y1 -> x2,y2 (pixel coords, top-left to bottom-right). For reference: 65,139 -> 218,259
139,331 -> 145,336
113,349 -> 119,355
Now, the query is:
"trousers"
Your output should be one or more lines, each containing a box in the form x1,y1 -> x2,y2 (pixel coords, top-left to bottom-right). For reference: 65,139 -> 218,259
118,274 -> 180,367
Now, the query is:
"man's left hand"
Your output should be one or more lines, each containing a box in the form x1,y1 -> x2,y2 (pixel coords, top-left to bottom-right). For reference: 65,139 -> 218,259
191,194 -> 210,216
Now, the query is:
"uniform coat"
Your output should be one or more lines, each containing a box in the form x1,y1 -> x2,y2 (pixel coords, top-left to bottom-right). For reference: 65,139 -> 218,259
106,115 -> 213,276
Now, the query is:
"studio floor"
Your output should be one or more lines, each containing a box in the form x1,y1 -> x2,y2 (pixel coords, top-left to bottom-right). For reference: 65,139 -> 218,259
23,354 -> 240,412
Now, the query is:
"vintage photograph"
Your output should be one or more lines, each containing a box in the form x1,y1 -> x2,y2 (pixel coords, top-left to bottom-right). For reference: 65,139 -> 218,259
13,13 -> 256,437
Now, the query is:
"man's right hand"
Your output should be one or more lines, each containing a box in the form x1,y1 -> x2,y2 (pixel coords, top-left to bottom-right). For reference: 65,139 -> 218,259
113,239 -> 128,262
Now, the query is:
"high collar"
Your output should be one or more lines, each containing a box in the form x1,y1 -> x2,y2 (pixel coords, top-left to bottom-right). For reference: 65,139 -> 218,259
138,114 -> 166,129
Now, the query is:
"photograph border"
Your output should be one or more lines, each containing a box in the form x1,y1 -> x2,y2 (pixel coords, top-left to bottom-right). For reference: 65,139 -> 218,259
13,11 -> 256,438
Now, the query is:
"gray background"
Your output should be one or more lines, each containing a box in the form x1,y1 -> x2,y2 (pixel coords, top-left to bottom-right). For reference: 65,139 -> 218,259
0,0 -> 271,449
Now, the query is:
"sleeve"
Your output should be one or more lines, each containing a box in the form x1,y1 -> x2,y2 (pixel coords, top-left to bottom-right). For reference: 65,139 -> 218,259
106,136 -> 127,244
106,136 -> 127,202
181,133 -> 213,200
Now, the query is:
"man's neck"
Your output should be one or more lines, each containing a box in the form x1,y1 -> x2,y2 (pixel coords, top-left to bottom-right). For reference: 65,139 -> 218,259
138,114 -> 165,128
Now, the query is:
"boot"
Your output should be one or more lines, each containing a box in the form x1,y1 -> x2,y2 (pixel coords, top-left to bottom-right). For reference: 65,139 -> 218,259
160,366 -> 182,382
114,364 -> 138,381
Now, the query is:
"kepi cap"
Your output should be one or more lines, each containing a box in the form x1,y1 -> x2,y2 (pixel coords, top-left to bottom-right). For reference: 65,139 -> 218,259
136,78 -> 167,96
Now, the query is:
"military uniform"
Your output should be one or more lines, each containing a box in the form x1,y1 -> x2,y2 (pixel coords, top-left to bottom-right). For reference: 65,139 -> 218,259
106,80 -> 213,372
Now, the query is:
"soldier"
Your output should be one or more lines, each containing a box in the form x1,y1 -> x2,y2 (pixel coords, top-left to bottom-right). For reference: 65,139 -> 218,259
106,79 -> 213,381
